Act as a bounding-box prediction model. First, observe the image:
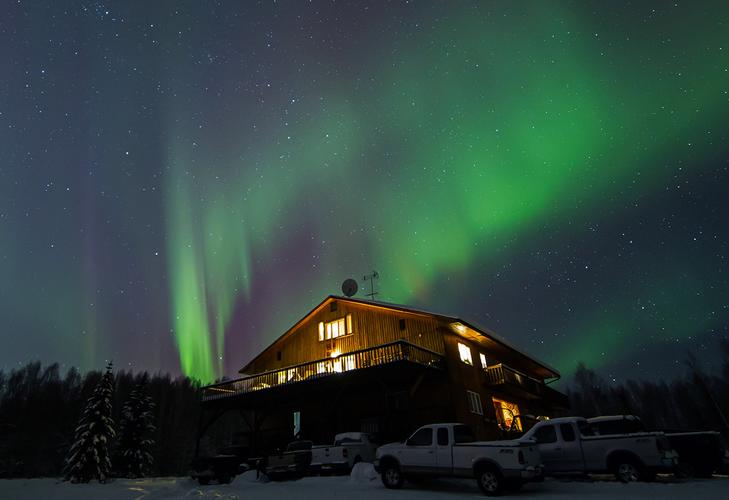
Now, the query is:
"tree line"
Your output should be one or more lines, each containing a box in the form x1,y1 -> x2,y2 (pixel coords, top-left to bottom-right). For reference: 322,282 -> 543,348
0,362 -> 234,478
567,340 -> 729,436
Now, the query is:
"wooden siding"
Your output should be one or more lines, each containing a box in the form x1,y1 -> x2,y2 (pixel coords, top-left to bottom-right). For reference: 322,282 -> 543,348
245,300 -> 445,375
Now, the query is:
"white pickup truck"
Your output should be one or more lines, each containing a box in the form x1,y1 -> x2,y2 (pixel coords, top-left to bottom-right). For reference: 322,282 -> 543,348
519,417 -> 678,482
310,432 -> 378,472
374,423 -> 542,496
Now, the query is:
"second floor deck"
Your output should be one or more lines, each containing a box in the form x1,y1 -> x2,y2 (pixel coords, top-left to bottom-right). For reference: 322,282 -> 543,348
202,340 -> 444,402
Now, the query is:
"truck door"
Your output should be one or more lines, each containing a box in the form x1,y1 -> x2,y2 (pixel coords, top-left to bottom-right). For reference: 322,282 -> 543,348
435,427 -> 453,473
532,424 -> 562,472
403,427 -> 437,473
557,423 -> 584,472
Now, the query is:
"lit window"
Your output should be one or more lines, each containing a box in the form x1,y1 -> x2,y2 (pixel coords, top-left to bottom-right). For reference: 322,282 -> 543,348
458,343 -> 473,365
320,315 -> 353,341
492,398 -> 522,431
466,390 -> 483,415
479,353 -> 488,369
277,371 -> 287,385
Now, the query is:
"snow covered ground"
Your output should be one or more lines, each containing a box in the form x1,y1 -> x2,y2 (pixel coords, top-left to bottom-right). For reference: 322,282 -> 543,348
2,464 -> 727,500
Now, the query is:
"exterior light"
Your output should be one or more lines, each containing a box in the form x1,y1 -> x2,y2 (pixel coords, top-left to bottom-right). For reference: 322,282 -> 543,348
452,322 -> 467,333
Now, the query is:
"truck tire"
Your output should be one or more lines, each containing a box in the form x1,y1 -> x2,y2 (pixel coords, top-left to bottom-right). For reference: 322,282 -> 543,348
476,465 -> 503,496
613,458 -> 642,483
381,462 -> 404,489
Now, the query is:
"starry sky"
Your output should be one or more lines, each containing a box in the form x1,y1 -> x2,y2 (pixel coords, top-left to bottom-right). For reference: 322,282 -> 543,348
2,1 -> 728,384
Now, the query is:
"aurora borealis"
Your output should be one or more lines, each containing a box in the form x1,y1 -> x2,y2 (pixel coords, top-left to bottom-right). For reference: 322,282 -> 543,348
2,1 -> 728,384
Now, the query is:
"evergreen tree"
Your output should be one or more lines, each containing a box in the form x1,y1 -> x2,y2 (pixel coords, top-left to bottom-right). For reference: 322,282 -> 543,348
63,362 -> 116,483
117,379 -> 156,477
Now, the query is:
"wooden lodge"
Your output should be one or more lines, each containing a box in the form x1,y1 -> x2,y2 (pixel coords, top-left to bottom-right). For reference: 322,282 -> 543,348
198,295 -> 568,454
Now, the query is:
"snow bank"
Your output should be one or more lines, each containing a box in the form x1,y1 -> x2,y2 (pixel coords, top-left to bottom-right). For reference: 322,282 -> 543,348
348,462 -> 378,483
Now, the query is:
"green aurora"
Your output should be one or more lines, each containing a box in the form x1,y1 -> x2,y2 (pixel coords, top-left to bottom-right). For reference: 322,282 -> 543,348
161,2 -> 729,381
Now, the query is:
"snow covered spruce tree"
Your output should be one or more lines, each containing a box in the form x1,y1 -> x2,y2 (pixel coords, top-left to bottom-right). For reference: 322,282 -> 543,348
117,379 -> 156,477
63,362 -> 116,483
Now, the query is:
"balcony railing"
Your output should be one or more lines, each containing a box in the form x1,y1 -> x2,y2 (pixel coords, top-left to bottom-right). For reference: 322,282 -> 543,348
484,363 -> 566,404
202,340 -> 443,402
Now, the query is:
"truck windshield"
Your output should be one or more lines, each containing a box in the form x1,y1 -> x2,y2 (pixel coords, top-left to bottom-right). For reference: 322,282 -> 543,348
453,425 -> 476,443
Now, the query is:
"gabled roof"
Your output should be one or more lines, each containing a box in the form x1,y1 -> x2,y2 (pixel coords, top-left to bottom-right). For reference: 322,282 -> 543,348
239,295 -> 560,380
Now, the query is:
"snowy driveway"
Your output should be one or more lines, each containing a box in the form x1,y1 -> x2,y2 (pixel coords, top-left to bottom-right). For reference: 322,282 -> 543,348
2,470 -> 728,500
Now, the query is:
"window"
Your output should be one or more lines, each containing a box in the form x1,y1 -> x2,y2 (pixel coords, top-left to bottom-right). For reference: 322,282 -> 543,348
276,351 -> 282,361
453,425 -> 476,443
330,301 -> 338,312
533,425 -> 558,444
458,342 -> 473,365
479,353 -> 488,369
560,424 -> 576,442
577,421 -> 596,437
293,411 -> 301,437
492,398 -> 522,431
466,390 -> 483,415
399,319 -> 406,330
437,427 -> 449,446
408,428 -> 433,446
319,314 -> 353,341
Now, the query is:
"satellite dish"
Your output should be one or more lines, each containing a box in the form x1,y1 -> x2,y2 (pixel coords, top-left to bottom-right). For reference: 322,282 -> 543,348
341,278 -> 358,297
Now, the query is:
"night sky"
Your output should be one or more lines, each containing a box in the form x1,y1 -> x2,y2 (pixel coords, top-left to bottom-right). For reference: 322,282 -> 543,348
2,1 -> 728,384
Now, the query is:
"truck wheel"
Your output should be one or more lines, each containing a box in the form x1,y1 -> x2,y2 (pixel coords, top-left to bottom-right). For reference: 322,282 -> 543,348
614,459 -> 641,483
476,466 -> 503,496
381,463 -> 404,489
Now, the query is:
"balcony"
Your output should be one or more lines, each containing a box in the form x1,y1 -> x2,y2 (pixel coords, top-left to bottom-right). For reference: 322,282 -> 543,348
202,340 -> 443,402
484,363 -> 568,407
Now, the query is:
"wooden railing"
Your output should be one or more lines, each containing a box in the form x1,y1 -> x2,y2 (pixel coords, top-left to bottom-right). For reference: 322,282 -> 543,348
484,363 -> 566,404
202,340 -> 443,402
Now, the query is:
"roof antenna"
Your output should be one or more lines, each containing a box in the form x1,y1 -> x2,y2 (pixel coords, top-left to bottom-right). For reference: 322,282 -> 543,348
362,270 -> 379,301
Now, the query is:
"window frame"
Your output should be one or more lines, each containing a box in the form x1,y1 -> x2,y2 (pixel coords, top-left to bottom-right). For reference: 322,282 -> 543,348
534,425 -> 558,444
560,423 -> 576,442
479,353 -> 488,369
318,314 -> 353,342
466,390 -> 483,415
408,428 -> 433,446
458,342 -> 473,365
